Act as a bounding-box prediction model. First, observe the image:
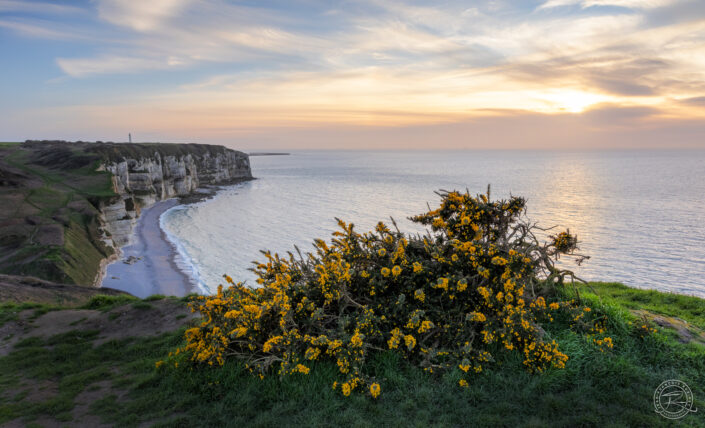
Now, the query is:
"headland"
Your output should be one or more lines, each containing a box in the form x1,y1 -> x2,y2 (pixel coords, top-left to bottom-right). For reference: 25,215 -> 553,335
0,140 -> 252,297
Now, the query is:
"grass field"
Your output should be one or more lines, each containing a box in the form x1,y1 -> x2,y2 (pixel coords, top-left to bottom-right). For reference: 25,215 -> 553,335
0,283 -> 703,427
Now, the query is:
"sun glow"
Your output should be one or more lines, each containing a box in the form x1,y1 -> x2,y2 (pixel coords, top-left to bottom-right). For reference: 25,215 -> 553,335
533,90 -> 614,113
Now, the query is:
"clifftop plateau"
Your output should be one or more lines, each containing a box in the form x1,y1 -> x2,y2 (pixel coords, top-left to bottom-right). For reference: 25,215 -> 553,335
0,141 -> 252,287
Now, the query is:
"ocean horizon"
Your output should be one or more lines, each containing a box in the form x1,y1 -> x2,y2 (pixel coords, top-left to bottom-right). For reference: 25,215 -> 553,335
151,149 -> 705,298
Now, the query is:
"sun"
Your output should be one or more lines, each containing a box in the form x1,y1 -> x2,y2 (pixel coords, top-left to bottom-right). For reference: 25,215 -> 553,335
535,89 -> 612,113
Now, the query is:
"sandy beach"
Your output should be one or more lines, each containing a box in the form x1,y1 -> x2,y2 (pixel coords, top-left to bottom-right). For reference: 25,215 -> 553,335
101,199 -> 197,298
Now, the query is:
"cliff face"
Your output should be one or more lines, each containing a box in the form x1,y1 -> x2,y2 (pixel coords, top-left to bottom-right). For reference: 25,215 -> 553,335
0,141 -> 252,287
98,149 -> 251,247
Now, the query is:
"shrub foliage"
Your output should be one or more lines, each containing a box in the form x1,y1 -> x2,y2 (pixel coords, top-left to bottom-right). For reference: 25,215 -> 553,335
179,189 -> 605,397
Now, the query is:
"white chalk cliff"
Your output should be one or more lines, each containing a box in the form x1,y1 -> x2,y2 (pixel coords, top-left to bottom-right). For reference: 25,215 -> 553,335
97,148 -> 252,249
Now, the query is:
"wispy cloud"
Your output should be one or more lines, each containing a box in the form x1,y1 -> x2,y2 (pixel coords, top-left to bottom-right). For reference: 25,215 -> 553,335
96,0 -> 191,32
56,55 -> 175,78
0,19 -> 80,39
0,0 -> 85,15
537,0 -> 678,10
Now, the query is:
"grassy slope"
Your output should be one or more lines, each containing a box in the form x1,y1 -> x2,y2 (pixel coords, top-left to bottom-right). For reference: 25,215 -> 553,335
0,145 -> 116,284
0,283 -> 703,427
578,282 -> 705,330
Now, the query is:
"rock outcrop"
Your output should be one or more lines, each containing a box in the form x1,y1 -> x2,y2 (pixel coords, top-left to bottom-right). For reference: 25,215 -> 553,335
98,148 -> 251,247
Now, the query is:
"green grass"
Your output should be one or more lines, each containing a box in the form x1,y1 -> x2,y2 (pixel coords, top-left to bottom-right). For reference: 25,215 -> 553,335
577,282 -> 705,330
0,146 -> 116,284
0,302 -> 56,327
80,294 -> 139,311
131,302 -> 154,310
0,283 -> 703,426
0,330 -> 180,425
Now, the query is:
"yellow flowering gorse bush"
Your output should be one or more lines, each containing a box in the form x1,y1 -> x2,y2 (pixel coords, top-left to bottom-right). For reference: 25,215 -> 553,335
177,189 -> 606,397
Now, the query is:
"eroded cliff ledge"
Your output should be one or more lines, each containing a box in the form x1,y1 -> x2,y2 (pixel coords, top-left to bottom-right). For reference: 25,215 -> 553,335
0,141 -> 252,286
97,143 -> 251,247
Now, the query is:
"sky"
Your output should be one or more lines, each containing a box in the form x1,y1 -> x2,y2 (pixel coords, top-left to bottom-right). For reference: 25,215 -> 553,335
1,0 -> 704,150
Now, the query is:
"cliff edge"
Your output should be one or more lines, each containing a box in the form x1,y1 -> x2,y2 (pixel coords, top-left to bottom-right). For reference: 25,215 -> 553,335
0,141 -> 252,287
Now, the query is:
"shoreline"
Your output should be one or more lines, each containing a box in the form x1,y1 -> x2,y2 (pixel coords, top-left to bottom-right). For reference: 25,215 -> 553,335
100,199 -> 198,298
98,180 -> 253,298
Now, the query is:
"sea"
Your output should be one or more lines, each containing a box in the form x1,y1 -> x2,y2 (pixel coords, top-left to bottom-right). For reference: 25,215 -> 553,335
159,150 -> 705,298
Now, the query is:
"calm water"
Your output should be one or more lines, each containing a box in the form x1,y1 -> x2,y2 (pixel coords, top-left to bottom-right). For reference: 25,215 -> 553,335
161,151 -> 705,298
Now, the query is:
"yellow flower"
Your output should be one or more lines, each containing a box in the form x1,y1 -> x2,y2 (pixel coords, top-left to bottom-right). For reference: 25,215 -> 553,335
414,289 -> 425,302
305,347 -> 321,360
295,364 -> 310,374
468,312 -> 486,322
381,267 -> 391,277
392,265 -> 402,276
231,327 -> 247,337
388,328 -> 402,349
549,302 -> 560,310
155,360 -> 164,369
378,248 -> 387,257
361,270 -> 370,278
404,334 -> 416,350
369,383 -> 381,398
413,262 -> 423,273
491,256 -> 508,266
457,279 -> 467,292
459,364 -> 470,372
351,331 -> 364,348
436,277 -> 449,290
459,379 -> 468,387
342,382 -> 352,396
418,320 -> 434,333
583,307 -> 591,312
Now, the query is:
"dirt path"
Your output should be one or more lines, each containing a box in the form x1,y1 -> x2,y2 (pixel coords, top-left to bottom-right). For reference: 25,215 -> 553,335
1,299 -> 196,357
0,299 -> 198,427
0,274 -> 128,306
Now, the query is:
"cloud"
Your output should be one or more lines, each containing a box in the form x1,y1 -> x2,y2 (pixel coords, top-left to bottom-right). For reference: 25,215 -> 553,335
0,0 -> 85,15
591,78 -> 655,96
538,0 -> 677,9
0,19 -> 83,39
56,55 -> 171,77
96,0 -> 191,32
679,96 -> 705,106
583,103 -> 660,125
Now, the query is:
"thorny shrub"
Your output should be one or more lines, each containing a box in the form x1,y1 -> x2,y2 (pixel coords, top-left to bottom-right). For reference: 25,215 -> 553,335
171,188 -> 614,398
